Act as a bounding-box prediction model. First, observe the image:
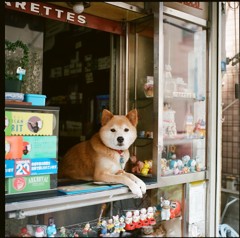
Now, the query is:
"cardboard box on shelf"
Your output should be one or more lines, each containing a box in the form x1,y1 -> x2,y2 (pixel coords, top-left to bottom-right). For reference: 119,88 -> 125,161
5,136 -> 57,159
5,111 -> 54,136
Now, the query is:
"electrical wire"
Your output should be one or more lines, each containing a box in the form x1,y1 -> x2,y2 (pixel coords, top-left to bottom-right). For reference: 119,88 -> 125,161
218,224 -> 239,237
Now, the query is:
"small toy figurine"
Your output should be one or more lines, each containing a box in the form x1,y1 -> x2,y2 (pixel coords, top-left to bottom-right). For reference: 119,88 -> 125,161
130,155 -> 144,174
132,210 -> 142,229
19,227 -> 31,237
119,216 -> 126,232
107,218 -> 114,233
167,145 -> 177,160
141,160 -> 151,176
140,208 -> 149,226
100,220 -> 108,236
47,217 -> 57,237
59,226 -> 67,237
16,66 -> 26,81
182,155 -> 190,166
187,159 -> 197,172
35,226 -> 45,237
160,197 -> 171,221
113,215 -> 120,233
125,211 -> 135,231
147,206 -> 156,225
170,201 -> 181,219
82,223 -> 91,236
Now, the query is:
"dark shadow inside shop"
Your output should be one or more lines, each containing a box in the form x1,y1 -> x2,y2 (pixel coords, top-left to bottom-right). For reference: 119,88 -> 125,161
6,9 -> 114,159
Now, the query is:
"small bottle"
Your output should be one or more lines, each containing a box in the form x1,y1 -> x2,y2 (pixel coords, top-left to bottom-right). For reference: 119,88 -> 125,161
185,104 -> 194,137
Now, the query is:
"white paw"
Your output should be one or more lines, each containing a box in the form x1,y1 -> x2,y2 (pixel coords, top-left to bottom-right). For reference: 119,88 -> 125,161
136,179 -> 146,194
130,184 -> 143,198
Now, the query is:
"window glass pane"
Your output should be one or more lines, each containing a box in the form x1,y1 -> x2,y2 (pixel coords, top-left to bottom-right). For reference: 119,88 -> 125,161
162,15 -> 207,176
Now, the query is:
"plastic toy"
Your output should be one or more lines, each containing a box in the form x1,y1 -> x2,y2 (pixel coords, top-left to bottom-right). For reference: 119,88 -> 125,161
35,226 -> 45,237
107,218 -> 114,233
113,215 -> 120,233
47,217 -> 57,237
132,210 -> 142,229
141,160 -> 151,176
19,227 -> 31,237
100,220 -> 108,236
147,206 -> 156,225
125,211 -> 135,231
59,227 -> 67,237
119,216 -> 126,232
187,159 -> 197,172
182,155 -> 190,166
131,160 -> 144,174
170,201 -> 181,219
160,197 -> 171,220
140,208 -> 149,226
82,223 -> 91,235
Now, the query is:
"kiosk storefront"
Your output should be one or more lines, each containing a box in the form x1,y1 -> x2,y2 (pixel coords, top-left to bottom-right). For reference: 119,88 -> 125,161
5,2 -> 222,237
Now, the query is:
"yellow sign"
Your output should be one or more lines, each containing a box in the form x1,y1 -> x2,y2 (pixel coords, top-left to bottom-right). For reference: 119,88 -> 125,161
5,111 -> 53,136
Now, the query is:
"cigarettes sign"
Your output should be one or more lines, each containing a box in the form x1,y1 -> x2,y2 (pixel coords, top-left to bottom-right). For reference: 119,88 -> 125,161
5,2 -> 123,35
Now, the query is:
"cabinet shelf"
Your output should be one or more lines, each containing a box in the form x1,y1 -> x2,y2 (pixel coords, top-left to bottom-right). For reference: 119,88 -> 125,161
163,135 -> 205,145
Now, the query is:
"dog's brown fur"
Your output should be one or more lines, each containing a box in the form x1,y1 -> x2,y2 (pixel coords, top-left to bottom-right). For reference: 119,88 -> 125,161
58,109 -> 146,197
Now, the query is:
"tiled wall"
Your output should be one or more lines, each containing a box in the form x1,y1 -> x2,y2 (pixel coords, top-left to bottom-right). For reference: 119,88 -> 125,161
221,2 -> 239,190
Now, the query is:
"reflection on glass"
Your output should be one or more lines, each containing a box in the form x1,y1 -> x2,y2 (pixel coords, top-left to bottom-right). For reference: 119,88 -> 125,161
162,15 -> 207,177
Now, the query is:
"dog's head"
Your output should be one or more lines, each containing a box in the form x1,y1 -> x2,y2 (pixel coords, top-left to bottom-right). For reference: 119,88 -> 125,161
99,109 -> 138,150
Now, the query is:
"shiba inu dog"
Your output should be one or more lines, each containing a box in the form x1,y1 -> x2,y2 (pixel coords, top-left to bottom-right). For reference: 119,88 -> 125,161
58,109 -> 146,198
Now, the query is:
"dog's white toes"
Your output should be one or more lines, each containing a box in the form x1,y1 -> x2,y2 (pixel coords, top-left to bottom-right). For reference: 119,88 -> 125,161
130,185 -> 143,198
136,180 -> 146,194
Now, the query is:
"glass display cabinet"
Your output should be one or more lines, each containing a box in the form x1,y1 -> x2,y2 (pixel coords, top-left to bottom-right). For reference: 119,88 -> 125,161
127,2 -> 210,236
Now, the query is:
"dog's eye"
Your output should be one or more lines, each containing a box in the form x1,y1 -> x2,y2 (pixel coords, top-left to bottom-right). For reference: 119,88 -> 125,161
124,128 -> 129,132
111,129 -> 116,132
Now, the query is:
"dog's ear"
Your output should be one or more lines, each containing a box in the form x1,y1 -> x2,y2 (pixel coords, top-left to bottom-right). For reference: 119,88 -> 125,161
126,109 -> 138,127
101,109 -> 114,126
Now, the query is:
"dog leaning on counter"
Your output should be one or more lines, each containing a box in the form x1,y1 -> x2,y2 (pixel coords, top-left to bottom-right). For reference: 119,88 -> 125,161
58,109 -> 146,198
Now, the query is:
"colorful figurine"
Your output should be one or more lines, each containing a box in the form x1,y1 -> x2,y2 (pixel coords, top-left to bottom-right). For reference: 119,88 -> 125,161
160,197 -> 171,221
141,160 -> 151,176
59,226 -> 67,237
82,223 -> 91,237
47,217 -> 57,237
35,226 -> 45,237
147,206 -> 156,225
187,159 -> 197,172
182,155 -> 190,166
107,218 -> 114,233
125,211 -> 135,231
119,216 -> 126,232
19,227 -> 31,237
170,201 -> 181,219
100,220 -> 108,236
140,208 -> 149,226
113,215 -> 120,233
132,210 -> 142,229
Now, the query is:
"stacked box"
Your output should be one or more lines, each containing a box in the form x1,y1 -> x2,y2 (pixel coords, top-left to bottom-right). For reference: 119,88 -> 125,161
5,107 -> 59,195
5,136 -> 57,159
5,111 -> 54,136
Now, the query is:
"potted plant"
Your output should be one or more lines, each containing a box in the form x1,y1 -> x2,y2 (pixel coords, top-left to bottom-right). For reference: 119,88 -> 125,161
5,39 -> 29,92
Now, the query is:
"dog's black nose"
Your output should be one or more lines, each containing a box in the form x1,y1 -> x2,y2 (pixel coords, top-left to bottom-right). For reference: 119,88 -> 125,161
117,136 -> 124,143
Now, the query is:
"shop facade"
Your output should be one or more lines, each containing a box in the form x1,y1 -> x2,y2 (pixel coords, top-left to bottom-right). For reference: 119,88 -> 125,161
5,2 -> 223,237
